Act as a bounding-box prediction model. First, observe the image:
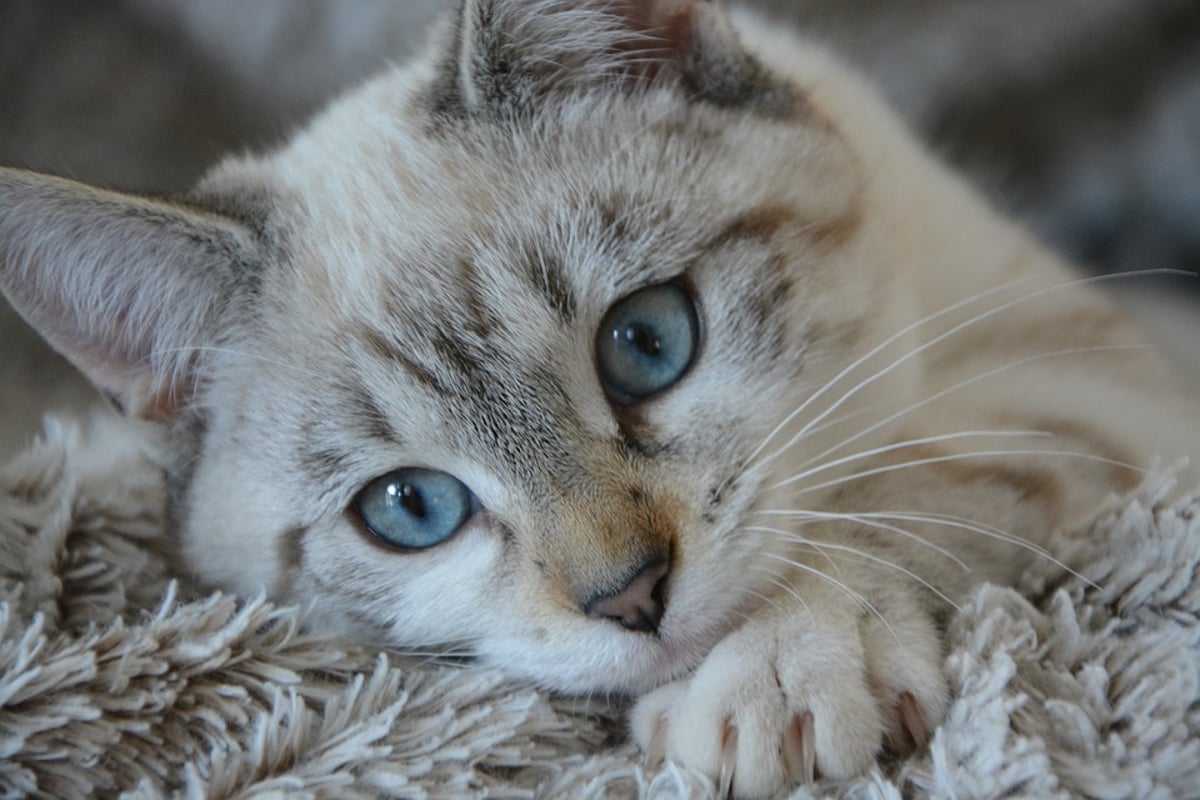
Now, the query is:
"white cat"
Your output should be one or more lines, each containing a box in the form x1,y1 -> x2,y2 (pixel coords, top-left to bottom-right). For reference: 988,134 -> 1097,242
3,1 -> 1199,796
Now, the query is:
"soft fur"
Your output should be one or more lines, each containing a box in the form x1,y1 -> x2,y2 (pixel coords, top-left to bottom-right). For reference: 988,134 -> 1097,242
3,2 -> 1200,795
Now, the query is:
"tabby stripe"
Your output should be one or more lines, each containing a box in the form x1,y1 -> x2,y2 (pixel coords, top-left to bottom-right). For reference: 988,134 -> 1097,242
363,326 -> 451,395
708,203 -> 861,252
707,205 -> 798,250
335,378 -> 402,444
297,445 -> 360,493
458,258 -> 502,338
806,204 -> 862,249
520,245 -> 576,323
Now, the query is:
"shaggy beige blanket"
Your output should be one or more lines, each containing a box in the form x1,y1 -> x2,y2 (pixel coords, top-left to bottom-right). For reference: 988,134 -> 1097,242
2,418 -> 1199,799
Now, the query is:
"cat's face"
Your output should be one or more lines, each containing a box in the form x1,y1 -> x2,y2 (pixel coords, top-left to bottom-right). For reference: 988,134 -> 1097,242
0,0 -> 905,692
178,6 -> 898,692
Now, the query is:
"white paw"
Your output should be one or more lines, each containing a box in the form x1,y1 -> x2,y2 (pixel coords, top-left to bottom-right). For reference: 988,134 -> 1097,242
632,596 -> 947,798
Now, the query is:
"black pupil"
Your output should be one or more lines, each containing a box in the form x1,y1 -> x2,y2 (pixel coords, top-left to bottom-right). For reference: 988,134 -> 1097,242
622,323 -> 661,358
397,483 -> 426,518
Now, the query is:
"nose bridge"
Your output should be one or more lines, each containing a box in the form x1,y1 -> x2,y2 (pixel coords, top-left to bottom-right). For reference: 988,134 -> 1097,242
538,430 -> 621,500
520,429 -> 679,622
550,484 -> 677,609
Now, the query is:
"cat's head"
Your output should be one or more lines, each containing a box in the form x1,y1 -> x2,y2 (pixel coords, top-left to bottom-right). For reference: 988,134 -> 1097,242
0,0 -> 914,691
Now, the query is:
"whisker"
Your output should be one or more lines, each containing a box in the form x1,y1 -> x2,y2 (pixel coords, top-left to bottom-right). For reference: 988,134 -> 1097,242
855,510 -> 1098,589
750,510 -> 968,570
775,448 -> 1152,495
746,523 -> 844,576
748,526 -> 961,611
757,567 -> 817,620
742,578 -> 795,616
757,551 -> 896,640
725,605 -> 762,626
769,429 -> 1050,491
788,344 -> 1149,473
745,274 -> 1038,468
384,641 -> 479,669
750,563 -> 813,612
757,268 -> 1188,472
387,648 -> 472,659
789,403 -> 882,442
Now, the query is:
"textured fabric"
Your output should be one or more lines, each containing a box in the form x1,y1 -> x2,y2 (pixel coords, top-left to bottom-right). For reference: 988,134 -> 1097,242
2,418 -> 1198,799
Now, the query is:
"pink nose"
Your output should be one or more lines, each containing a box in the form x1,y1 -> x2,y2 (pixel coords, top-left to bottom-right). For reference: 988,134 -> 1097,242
584,559 -> 669,634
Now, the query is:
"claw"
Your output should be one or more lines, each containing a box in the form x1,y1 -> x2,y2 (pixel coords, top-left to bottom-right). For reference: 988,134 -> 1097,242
802,712 -> 817,783
784,711 -> 817,784
897,692 -> 930,751
718,719 -> 737,799
644,712 -> 668,770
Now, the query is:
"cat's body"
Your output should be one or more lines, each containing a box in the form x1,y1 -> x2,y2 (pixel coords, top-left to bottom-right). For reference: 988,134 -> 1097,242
3,2 -> 1199,796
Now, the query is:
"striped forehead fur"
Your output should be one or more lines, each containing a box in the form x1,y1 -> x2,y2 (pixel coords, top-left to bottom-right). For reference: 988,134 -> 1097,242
279,95 -> 842,488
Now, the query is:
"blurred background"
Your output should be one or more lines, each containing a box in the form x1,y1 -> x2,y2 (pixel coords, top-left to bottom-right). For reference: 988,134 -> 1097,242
2,0 -> 1198,457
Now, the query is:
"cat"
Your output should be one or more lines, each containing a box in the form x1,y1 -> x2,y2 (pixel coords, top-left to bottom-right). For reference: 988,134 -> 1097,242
3,0 -> 1199,796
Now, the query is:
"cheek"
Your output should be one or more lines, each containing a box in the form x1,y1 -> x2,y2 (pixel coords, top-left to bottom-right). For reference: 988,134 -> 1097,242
663,463 -> 786,613
303,523 -> 507,645
181,444 -> 300,597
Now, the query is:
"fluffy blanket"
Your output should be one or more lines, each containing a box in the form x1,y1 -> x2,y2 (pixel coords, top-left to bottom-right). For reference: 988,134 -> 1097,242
2,418 -> 1198,799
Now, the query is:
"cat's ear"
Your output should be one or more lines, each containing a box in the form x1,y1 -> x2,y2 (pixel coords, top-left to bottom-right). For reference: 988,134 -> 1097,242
437,0 -> 787,115
0,167 -> 259,421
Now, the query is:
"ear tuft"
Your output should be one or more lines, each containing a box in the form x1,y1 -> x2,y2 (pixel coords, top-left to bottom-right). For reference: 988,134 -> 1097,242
435,0 -> 787,117
0,168 -> 261,422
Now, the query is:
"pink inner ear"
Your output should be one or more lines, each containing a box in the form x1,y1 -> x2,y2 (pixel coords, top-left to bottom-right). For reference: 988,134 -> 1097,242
612,0 -> 700,64
614,0 -> 697,29
72,337 -> 187,422
646,0 -> 700,34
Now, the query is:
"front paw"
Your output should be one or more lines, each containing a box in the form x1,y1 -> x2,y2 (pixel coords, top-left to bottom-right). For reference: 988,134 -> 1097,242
632,595 -> 947,798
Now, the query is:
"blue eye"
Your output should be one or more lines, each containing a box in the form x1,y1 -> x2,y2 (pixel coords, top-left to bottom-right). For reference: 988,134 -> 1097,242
356,469 -> 474,550
595,283 -> 699,404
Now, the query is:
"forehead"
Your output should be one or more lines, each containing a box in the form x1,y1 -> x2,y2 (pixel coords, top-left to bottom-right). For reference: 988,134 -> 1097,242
238,79 -> 856,491
273,79 -> 851,307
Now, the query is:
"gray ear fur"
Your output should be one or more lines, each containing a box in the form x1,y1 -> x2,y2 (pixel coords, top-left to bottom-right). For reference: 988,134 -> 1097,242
0,167 -> 260,421
436,0 -> 789,117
